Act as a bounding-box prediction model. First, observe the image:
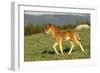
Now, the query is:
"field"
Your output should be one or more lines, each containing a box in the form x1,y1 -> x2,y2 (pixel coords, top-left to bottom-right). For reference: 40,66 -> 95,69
24,28 -> 90,62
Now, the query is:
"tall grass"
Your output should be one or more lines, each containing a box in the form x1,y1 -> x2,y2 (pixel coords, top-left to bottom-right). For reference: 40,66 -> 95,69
24,21 -> 90,36
24,23 -> 47,36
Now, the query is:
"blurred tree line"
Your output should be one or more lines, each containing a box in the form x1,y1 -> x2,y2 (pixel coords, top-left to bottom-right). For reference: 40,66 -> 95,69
24,20 -> 90,36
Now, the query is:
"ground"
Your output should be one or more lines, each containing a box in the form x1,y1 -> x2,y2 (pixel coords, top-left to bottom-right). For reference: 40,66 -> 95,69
24,29 -> 90,61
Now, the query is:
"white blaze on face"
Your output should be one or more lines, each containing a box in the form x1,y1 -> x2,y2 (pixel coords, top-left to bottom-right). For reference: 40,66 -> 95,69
45,30 -> 49,34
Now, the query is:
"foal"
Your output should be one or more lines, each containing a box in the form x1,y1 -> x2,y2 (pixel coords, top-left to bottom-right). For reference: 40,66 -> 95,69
45,23 -> 84,55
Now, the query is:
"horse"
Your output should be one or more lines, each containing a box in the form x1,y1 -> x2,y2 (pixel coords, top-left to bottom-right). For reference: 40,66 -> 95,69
45,23 -> 84,55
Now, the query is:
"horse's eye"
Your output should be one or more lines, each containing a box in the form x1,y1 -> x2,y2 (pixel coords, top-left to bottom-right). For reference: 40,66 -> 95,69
47,26 -> 49,30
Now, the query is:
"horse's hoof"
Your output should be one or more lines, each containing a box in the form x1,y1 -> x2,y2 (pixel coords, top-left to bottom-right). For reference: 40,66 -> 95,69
61,53 -> 64,55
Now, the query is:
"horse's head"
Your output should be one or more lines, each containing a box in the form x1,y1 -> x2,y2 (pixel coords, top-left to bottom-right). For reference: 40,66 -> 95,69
45,23 -> 54,34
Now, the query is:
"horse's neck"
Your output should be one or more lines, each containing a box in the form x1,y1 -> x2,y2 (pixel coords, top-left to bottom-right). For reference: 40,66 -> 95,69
51,27 -> 60,38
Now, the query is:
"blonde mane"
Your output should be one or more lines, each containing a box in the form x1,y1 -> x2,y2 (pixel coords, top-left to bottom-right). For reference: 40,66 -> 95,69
48,23 -> 60,32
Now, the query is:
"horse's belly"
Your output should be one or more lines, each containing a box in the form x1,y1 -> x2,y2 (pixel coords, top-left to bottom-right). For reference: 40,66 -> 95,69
65,36 -> 70,41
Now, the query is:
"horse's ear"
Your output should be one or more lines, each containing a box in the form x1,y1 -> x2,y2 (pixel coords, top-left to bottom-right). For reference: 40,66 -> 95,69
48,23 -> 52,27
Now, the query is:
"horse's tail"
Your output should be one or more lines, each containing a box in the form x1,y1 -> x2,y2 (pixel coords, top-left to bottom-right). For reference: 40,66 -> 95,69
76,32 -> 80,40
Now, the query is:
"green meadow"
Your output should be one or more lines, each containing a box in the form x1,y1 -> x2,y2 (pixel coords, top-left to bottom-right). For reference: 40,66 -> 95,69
24,28 -> 90,61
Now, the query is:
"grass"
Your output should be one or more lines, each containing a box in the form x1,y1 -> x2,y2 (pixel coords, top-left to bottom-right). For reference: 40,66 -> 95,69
24,28 -> 90,61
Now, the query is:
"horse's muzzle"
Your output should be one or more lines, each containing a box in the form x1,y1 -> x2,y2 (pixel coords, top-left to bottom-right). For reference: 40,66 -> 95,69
44,30 -> 49,35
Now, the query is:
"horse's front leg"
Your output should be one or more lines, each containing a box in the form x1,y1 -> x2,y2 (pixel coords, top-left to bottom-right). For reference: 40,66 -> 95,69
59,42 -> 64,55
68,41 -> 75,55
53,42 -> 59,55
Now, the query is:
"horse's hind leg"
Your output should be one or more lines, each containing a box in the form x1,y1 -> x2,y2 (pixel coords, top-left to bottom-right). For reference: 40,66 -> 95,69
68,41 -> 75,55
76,41 -> 84,52
75,34 -> 84,52
53,42 -> 59,55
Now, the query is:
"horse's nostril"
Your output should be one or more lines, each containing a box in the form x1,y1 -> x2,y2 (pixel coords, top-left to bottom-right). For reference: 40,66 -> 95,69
45,30 -> 48,34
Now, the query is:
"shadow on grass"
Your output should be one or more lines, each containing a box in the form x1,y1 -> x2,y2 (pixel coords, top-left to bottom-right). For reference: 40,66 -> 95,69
41,47 -> 76,55
63,47 -> 70,52
41,49 -> 55,55
63,47 -> 76,52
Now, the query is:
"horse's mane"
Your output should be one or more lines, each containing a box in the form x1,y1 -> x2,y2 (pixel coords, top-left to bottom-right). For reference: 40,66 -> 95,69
53,25 -> 60,32
48,23 -> 60,32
